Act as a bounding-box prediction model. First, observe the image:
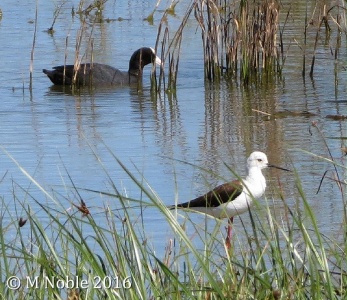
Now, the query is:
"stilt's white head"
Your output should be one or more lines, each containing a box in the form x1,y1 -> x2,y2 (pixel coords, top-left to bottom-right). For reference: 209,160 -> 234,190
247,151 -> 269,170
247,151 -> 290,172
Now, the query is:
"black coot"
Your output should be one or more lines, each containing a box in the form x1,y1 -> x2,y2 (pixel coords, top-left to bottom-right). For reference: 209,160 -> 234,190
43,47 -> 161,87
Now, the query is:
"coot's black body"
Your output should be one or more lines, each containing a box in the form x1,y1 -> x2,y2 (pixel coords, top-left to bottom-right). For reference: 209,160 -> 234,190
43,47 -> 161,87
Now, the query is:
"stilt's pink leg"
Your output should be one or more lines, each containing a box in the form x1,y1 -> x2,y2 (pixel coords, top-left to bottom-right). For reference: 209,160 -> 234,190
225,217 -> 234,249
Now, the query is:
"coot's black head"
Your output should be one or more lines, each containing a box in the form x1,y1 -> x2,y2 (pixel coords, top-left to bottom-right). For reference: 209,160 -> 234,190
128,47 -> 161,76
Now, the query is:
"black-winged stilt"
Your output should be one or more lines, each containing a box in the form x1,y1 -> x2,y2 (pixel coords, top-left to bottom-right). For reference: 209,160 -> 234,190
170,151 -> 290,248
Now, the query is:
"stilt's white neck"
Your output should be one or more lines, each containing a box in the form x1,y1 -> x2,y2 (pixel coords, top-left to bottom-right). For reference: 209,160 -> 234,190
246,167 -> 266,188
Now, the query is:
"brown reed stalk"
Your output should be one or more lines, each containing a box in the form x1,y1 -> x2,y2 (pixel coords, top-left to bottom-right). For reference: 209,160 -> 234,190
261,1 -> 279,71
47,1 -> 66,33
168,3 -> 193,86
225,12 -> 240,74
194,0 -> 222,81
168,36 -> 182,90
72,25 -> 84,87
154,2 -> 194,92
193,0 -> 281,84
310,5 -> 329,78
236,0 -> 280,82
63,36 -> 69,86
29,0 -> 38,91
152,13 -> 168,93
302,2 -> 308,77
69,17 -> 96,89
309,3 -> 347,79
334,13 -> 341,61
278,9 -> 291,71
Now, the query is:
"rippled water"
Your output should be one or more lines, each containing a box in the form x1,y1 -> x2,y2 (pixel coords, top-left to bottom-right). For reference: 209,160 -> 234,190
0,0 -> 346,252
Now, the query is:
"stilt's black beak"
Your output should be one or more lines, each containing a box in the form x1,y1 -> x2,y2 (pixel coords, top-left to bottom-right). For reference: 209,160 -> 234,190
267,164 -> 291,172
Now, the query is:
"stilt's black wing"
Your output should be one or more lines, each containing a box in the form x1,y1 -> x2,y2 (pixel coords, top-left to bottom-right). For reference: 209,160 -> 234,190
173,180 -> 243,208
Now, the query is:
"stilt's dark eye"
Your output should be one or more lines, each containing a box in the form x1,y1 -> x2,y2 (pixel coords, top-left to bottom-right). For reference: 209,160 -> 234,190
257,159 -> 262,162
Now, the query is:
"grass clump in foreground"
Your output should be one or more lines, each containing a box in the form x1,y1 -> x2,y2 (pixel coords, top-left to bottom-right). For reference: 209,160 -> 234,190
0,149 -> 346,299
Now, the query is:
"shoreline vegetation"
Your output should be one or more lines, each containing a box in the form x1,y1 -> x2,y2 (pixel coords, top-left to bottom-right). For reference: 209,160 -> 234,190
1,124 -> 346,299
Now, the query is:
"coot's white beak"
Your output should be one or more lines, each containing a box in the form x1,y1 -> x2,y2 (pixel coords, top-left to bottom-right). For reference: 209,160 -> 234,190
150,47 -> 162,66
155,56 -> 162,66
